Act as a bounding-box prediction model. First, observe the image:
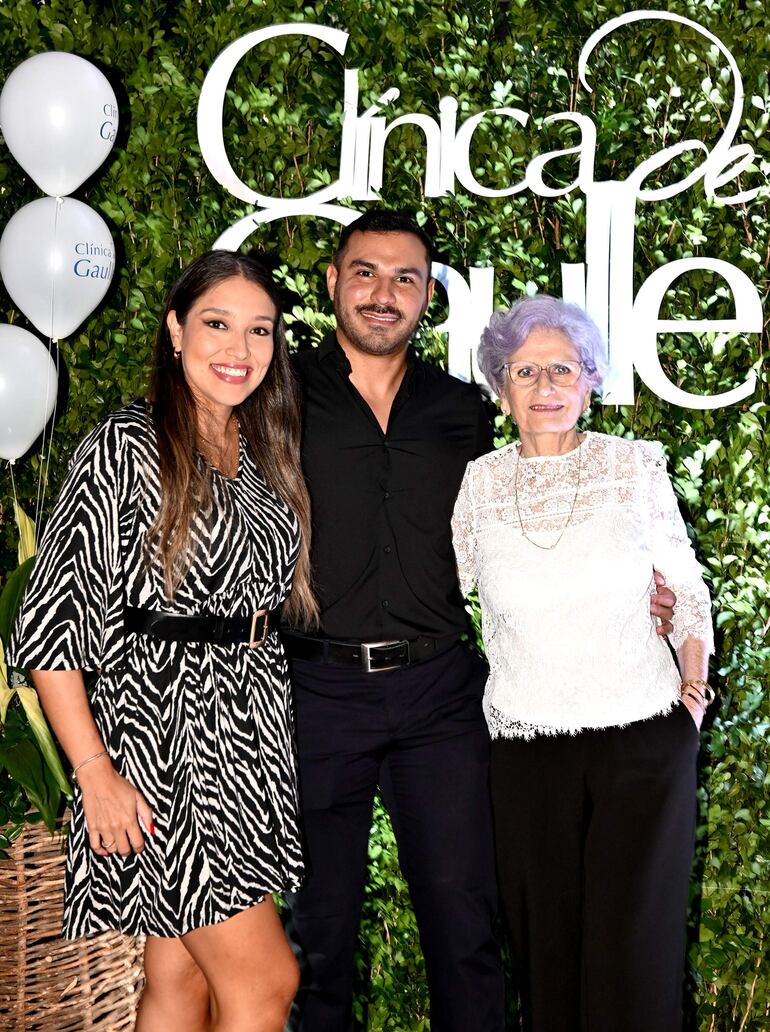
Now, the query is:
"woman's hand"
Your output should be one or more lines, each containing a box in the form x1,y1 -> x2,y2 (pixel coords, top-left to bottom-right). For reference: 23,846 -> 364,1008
677,638 -> 712,734
680,692 -> 705,731
77,756 -> 155,857
29,670 -> 155,856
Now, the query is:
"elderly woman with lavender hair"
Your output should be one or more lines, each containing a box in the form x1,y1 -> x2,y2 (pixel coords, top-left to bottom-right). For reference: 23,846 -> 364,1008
451,295 -> 714,1032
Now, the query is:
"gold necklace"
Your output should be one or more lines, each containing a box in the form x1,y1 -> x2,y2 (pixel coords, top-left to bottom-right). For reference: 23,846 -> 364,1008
513,439 -> 582,550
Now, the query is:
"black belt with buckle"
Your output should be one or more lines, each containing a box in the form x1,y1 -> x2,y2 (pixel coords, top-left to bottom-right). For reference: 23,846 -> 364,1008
281,632 -> 461,672
124,605 -> 279,648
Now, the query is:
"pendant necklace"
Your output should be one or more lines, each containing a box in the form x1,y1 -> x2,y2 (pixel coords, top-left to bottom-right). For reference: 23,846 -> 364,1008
514,438 -> 582,550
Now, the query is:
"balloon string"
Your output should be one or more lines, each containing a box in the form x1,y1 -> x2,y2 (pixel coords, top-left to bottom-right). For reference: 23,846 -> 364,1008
35,340 -> 59,542
9,460 -> 21,569
33,199 -> 62,540
9,460 -> 19,519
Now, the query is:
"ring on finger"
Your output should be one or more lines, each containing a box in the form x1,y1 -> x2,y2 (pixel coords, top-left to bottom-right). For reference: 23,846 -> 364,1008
101,838 -> 117,849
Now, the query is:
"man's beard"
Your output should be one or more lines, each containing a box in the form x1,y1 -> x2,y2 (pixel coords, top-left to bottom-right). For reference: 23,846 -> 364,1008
335,301 -> 422,357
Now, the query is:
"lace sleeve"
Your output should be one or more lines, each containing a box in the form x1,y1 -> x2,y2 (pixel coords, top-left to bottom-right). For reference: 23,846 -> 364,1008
639,441 -> 714,654
451,461 -> 478,598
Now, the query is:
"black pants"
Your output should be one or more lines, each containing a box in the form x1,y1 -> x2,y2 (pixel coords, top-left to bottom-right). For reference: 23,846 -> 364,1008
491,704 -> 700,1032
286,644 -> 505,1032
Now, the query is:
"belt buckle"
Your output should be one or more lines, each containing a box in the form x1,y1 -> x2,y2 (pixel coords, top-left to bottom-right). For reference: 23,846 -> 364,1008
249,609 -> 269,648
361,640 -> 408,673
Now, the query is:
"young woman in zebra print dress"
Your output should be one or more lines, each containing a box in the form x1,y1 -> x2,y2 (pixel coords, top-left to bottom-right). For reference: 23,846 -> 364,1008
9,252 -> 317,1031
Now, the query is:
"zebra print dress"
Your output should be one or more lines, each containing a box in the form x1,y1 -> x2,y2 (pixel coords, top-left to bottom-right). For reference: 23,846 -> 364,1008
9,401 -> 305,937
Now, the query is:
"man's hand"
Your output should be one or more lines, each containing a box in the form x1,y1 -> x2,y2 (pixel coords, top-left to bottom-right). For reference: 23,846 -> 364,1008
650,570 -> 676,637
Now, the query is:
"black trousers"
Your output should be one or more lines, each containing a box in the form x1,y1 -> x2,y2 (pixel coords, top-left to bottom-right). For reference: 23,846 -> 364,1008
491,704 -> 700,1032
286,644 -> 505,1032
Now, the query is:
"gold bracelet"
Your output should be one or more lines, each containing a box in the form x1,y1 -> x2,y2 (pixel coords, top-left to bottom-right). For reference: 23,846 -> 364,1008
680,680 -> 715,706
72,750 -> 108,780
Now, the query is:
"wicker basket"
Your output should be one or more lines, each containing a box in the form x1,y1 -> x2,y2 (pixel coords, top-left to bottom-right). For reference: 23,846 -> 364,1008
0,818 -> 145,1031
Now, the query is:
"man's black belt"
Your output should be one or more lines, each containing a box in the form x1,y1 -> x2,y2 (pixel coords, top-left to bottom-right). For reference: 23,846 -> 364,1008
124,605 -> 279,648
281,632 -> 461,673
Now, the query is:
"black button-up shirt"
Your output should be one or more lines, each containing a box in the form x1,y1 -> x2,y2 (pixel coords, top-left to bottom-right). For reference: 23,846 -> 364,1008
293,334 -> 494,641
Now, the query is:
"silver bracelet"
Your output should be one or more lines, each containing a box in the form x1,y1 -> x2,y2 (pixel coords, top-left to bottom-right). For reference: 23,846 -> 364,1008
72,750 -> 108,780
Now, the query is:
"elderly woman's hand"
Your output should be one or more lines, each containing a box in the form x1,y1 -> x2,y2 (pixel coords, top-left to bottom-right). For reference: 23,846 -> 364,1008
680,692 -> 705,730
650,570 -> 676,636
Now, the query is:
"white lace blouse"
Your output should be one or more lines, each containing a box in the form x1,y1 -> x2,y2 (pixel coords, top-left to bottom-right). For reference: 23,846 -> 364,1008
451,432 -> 714,739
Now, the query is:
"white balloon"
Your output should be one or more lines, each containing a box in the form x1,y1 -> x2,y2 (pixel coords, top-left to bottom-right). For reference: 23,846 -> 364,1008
0,51 -> 118,197
0,325 -> 58,462
0,197 -> 115,339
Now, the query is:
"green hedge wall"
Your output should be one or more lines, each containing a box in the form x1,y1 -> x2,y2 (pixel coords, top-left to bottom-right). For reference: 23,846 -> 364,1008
0,1 -> 768,1028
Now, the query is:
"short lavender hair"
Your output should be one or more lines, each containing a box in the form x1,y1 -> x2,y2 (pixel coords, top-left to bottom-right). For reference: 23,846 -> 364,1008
478,294 -> 608,393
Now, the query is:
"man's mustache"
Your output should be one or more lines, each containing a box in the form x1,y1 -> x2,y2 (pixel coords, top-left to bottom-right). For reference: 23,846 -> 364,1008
355,303 -> 403,320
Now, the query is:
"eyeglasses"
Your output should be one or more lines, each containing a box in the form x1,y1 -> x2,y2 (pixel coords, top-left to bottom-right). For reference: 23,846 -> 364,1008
501,361 -> 584,387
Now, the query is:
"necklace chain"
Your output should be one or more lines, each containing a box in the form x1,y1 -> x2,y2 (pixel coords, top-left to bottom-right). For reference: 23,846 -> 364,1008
513,439 -> 582,550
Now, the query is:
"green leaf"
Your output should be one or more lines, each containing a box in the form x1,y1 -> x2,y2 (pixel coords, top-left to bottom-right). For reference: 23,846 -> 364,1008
0,556 -> 35,647
13,501 -> 36,566
0,686 -> 13,725
15,686 -> 72,798
0,638 -> 14,723
0,740 -> 59,832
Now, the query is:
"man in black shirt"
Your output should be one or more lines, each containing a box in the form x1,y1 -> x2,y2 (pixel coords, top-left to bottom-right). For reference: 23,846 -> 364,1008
284,209 -> 673,1031
284,209 -> 503,1032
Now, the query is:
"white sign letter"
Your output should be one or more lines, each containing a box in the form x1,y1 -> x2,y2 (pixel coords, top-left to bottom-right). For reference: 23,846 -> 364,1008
198,23 -> 351,210
632,258 -> 760,408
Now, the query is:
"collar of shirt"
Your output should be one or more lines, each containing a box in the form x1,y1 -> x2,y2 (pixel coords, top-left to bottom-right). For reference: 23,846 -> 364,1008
318,332 -> 416,392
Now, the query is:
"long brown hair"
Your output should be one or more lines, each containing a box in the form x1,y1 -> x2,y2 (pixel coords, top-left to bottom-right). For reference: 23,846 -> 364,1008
147,250 -> 317,627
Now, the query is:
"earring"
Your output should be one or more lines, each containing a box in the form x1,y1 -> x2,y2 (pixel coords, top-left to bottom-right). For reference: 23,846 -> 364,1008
173,349 -> 181,360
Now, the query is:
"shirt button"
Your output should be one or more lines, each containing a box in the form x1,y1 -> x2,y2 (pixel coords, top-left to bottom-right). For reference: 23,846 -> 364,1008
383,545 -> 392,554
381,600 -> 390,608
384,492 -> 390,500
